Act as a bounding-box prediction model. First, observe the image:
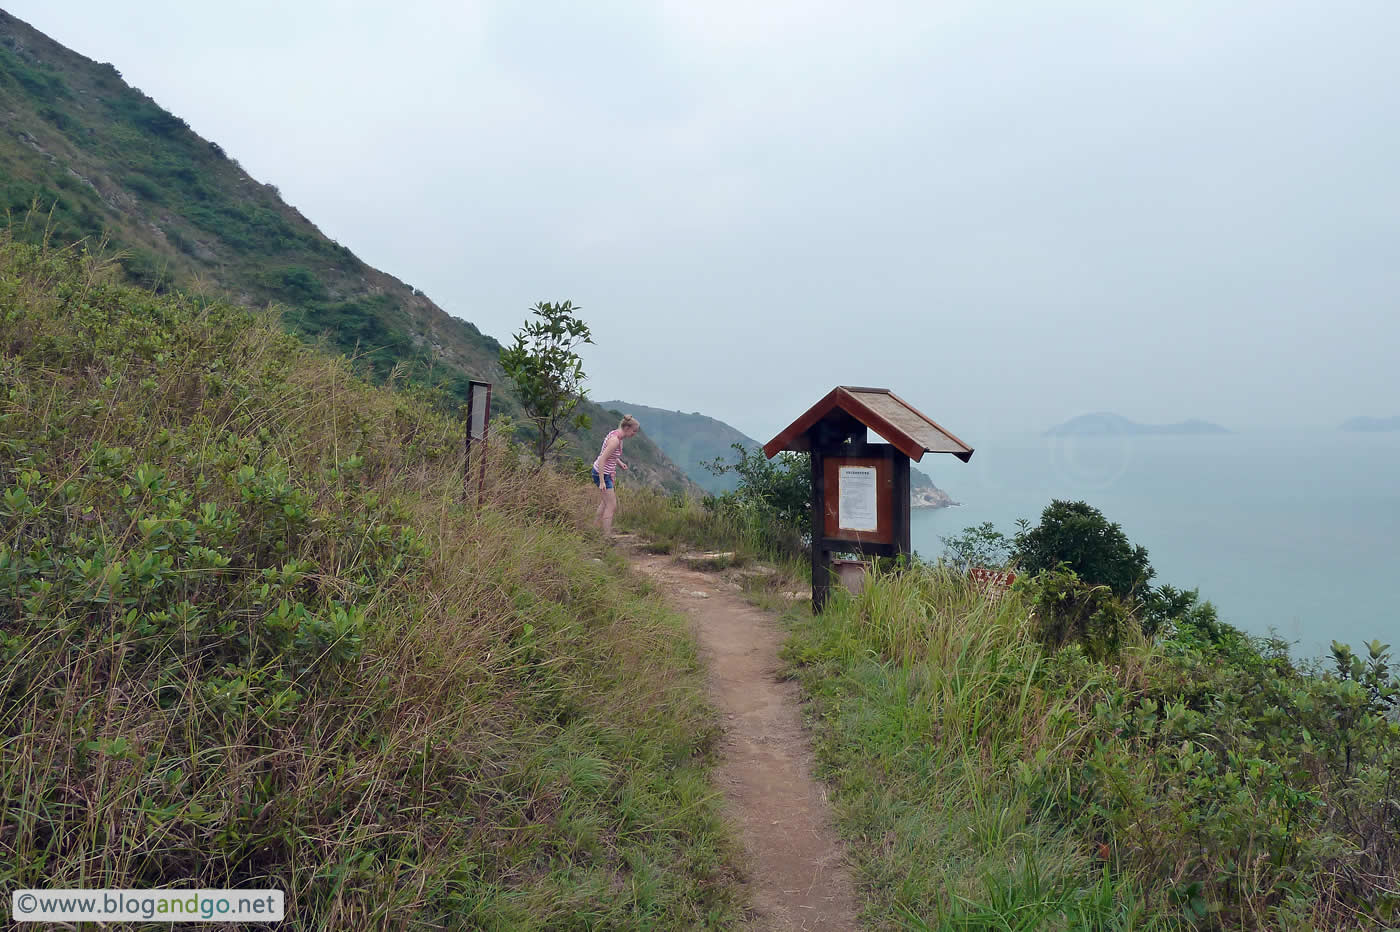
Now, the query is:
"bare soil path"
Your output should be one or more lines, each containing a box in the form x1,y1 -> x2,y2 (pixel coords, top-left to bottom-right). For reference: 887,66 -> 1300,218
618,538 -> 861,931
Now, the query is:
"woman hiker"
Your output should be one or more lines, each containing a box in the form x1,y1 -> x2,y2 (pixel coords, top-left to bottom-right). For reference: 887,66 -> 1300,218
592,415 -> 640,536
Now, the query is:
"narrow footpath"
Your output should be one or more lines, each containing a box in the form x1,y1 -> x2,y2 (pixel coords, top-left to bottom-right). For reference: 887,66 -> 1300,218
618,538 -> 861,931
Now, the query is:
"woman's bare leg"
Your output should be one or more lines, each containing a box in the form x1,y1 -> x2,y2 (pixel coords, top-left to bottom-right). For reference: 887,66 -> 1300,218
601,488 -> 618,536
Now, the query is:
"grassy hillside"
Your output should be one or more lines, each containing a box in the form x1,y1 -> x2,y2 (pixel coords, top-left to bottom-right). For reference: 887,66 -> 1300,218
0,238 -> 742,927
790,575 -> 1398,929
0,10 -> 690,492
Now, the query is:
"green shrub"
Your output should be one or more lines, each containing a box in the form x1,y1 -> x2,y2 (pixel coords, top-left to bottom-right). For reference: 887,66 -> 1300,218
1014,500 -> 1154,599
116,247 -> 174,291
1024,566 -> 1136,661
704,442 -> 809,530
0,46 -> 71,101
940,520 -> 1015,571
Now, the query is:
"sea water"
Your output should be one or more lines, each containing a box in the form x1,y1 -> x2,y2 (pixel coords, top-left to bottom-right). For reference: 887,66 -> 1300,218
909,430 -> 1400,661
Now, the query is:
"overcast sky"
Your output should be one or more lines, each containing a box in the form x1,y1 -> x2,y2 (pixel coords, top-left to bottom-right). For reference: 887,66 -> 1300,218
8,1 -> 1397,442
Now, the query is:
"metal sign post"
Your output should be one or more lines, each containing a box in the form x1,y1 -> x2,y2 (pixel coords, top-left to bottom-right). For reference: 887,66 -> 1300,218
464,380 -> 492,506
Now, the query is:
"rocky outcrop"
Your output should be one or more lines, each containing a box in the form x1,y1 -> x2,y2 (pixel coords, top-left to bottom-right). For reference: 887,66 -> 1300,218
912,486 -> 956,509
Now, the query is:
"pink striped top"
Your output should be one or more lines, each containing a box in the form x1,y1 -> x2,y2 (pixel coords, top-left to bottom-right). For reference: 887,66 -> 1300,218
595,429 -> 624,476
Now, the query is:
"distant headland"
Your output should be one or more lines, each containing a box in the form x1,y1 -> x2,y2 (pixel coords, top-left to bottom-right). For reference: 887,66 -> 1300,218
1045,413 -> 1231,436
1341,416 -> 1400,432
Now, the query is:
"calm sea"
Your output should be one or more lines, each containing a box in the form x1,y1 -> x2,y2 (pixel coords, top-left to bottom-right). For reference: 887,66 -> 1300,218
909,430 -> 1400,661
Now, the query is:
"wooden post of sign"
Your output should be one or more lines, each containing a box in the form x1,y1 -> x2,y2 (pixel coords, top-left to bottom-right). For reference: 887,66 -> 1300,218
893,453 -> 911,558
476,388 -> 490,507
464,380 -> 491,506
810,448 -> 830,613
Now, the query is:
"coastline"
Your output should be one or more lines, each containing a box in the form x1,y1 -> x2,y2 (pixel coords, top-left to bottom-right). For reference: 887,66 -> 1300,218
911,488 -> 958,509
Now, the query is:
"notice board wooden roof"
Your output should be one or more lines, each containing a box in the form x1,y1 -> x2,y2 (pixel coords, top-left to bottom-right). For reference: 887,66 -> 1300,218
762,386 -> 974,463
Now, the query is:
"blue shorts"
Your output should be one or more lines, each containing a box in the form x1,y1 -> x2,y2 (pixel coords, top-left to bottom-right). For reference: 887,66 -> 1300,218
591,468 -> 613,490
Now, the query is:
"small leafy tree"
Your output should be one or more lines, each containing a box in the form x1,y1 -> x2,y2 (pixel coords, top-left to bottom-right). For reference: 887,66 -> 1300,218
940,521 -> 1015,572
704,443 -> 810,529
1013,499 -> 1154,599
499,301 -> 592,465
1138,582 -> 1221,639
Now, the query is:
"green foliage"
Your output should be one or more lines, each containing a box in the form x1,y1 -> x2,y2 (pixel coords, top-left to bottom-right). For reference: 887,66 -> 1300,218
272,264 -> 328,303
102,86 -> 191,138
667,442 -> 813,561
1139,582 -> 1223,640
37,105 -> 73,131
180,196 -> 312,254
1079,630 -> 1400,928
787,561 -> 1400,929
1,184 -> 108,249
499,300 -> 593,465
940,520 -> 1015,571
948,505 -> 1238,651
116,246 -> 174,292
0,240 -> 743,927
1023,566 -> 1136,661
1014,500 -> 1154,599
620,486 -> 807,569
705,442 -> 810,530
1331,639 -> 1399,713
0,45 -> 71,101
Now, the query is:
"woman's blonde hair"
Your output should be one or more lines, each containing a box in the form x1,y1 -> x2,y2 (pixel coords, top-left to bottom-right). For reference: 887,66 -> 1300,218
619,415 -> 639,431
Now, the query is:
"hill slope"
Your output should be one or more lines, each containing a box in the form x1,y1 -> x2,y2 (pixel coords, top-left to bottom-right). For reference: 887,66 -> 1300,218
0,10 -> 691,491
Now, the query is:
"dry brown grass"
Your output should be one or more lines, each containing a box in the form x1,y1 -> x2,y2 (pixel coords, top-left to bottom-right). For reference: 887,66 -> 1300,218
0,238 -> 743,928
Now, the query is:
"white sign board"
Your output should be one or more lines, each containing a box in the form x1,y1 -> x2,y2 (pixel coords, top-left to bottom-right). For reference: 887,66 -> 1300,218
469,383 -> 490,440
837,466 -> 878,532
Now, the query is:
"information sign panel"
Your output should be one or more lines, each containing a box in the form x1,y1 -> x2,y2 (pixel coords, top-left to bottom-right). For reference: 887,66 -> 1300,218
464,380 -> 492,506
837,466 -> 878,531
469,382 -> 490,441
821,455 -> 894,545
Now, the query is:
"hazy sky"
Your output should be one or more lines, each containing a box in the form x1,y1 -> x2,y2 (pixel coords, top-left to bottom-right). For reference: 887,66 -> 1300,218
7,1 -> 1397,442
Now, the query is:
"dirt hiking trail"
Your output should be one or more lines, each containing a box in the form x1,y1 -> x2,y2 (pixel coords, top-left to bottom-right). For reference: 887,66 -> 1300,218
618,537 -> 861,931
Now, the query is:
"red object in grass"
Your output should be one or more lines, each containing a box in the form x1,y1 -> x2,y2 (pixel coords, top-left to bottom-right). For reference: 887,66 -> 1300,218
968,567 -> 1016,601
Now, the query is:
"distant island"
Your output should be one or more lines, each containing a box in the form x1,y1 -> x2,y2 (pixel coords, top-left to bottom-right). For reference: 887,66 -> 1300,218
1046,413 -> 1231,436
1341,416 -> 1400,432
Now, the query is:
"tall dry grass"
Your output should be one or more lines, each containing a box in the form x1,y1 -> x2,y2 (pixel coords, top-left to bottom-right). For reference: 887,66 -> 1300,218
788,560 -> 1398,929
0,237 -> 743,928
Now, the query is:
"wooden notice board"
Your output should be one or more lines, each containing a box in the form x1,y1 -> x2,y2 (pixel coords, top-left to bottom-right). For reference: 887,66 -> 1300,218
821,455 -> 895,545
766,386 -> 970,612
